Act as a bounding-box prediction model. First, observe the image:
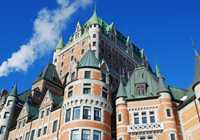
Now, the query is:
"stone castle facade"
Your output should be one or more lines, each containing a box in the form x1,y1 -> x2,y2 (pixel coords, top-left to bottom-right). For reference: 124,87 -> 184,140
0,9 -> 199,140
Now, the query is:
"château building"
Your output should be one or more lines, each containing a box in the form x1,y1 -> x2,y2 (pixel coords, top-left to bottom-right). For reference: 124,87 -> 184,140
0,8 -> 199,140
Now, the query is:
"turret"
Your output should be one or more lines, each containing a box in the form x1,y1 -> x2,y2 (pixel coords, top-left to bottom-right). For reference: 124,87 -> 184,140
60,46 -> 113,140
115,78 -> 130,140
53,35 -> 64,66
0,83 -> 18,140
156,63 -> 178,140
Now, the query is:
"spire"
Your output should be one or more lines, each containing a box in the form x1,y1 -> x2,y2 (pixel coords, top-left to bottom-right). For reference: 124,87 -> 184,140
90,4 -> 100,25
192,38 -> 200,90
115,76 -> 127,99
191,37 -> 199,56
156,62 -> 163,78
156,76 -> 170,94
9,82 -> 18,98
55,35 -> 64,50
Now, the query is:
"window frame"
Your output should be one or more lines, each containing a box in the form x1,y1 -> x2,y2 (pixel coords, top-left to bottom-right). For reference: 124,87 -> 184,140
94,108 -> 101,121
0,126 -> 6,135
83,107 -> 91,119
85,71 -> 91,79
118,113 -> 122,123
166,108 -> 173,118
4,112 -> 9,119
73,107 -> 80,120
25,132 -> 30,140
52,120 -> 58,133
66,109 -> 71,122
81,49 -> 84,55
43,126 -> 47,135
37,128 -> 41,137
83,88 -> 91,95
30,130 -> 35,140
82,129 -> 90,140
7,100 -> 13,106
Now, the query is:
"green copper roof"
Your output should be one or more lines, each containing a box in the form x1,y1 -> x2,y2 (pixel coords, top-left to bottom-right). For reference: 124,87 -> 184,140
125,67 -> 158,99
33,63 -> 62,86
9,83 -> 18,98
78,46 -> 100,68
156,77 -> 170,94
169,86 -> 187,100
193,47 -> 200,90
156,62 -> 163,78
55,35 -> 64,50
116,78 -> 127,99
50,91 -> 63,106
17,89 -> 30,105
90,10 -> 100,25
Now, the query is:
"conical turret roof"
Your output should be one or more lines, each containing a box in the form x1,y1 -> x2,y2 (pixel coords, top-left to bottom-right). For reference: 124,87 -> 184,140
55,35 -> 64,50
156,62 -> 163,78
78,46 -> 100,68
9,83 -> 18,98
156,76 -> 170,94
115,77 -> 127,99
90,7 -> 100,25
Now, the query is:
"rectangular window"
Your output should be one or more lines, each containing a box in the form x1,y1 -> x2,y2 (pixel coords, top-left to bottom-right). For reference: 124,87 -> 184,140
142,112 -> 147,124
116,59 -> 119,64
66,109 -> 71,122
46,108 -> 50,116
30,130 -> 35,140
68,91 -> 73,97
109,53 -> 112,59
101,73 -> 106,82
38,129 -> 41,137
43,126 -> 47,135
20,136 -> 22,140
118,114 -> 122,122
93,42 -> 96,46
85,71 -> 91,78
7,100 -> 13,106
41,111 -> 44,118
72,130 -> 79,140
18,122 -> 21,129
101,48 -> 104,54
94,131 -> 101,140
83,107 -> 91,119
83,88 -> 90,94
73,107 -> 80,120
102,92 -> 107,99
109,62 -> 112,68
52,120 -> 58,133
134,113 -> 139,124
150,111 -> 155,123
119,138 -> 123,140
4,112 -> 9,119
25,132 -> 30,140
0,126 -> 6,135
170,134 -> 176,140
94,108 -> 101,121
82,130 -> 90,140
166,109 -> 172,117
140,137 -> 145,140
148,136 -> 153,139
23,119 -> 26,127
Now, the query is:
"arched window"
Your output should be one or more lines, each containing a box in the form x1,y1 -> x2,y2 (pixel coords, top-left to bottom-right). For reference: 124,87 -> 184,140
81,49 -> 84,55
71,56 -> 74,61
61,62 -> 64,67
93,34 -> 96,38
62,54 -> 65,59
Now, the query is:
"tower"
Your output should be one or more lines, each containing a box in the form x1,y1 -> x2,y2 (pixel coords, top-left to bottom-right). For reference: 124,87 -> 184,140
60,46 -> 113,139
0,83 -> 18,140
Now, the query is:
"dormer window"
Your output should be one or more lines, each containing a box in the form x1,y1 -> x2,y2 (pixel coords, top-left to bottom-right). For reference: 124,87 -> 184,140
136,84 -> 146,96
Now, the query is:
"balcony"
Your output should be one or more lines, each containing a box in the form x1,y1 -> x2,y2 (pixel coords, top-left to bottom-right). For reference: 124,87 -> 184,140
128,122 -> 164,134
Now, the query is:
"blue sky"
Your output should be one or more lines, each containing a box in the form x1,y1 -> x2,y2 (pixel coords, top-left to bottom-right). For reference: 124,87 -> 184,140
0,0 -> 200,94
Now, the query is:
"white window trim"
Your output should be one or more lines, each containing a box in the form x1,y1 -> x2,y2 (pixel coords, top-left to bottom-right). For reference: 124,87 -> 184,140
169,132 -> 177,140
166,108 -> 173,118
117,113 -> 123,123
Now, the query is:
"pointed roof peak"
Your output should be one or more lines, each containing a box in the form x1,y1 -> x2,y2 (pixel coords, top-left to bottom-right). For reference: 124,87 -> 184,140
191,37 -> 199,56
9,82 -> 18,98
78,47 -> 100,68
94,2 -> 97,13
115,78 -> 127,99
156,76 -> 170,94
156,62 -> 163,78
55,35 -> 64,50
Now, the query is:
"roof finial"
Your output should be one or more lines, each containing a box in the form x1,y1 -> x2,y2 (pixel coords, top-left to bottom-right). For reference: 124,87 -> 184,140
191,37 -> 199,56
94,2 -> 96,13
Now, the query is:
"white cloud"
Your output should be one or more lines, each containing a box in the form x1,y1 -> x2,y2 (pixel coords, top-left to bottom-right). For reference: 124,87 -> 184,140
0,0 -> 92,77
